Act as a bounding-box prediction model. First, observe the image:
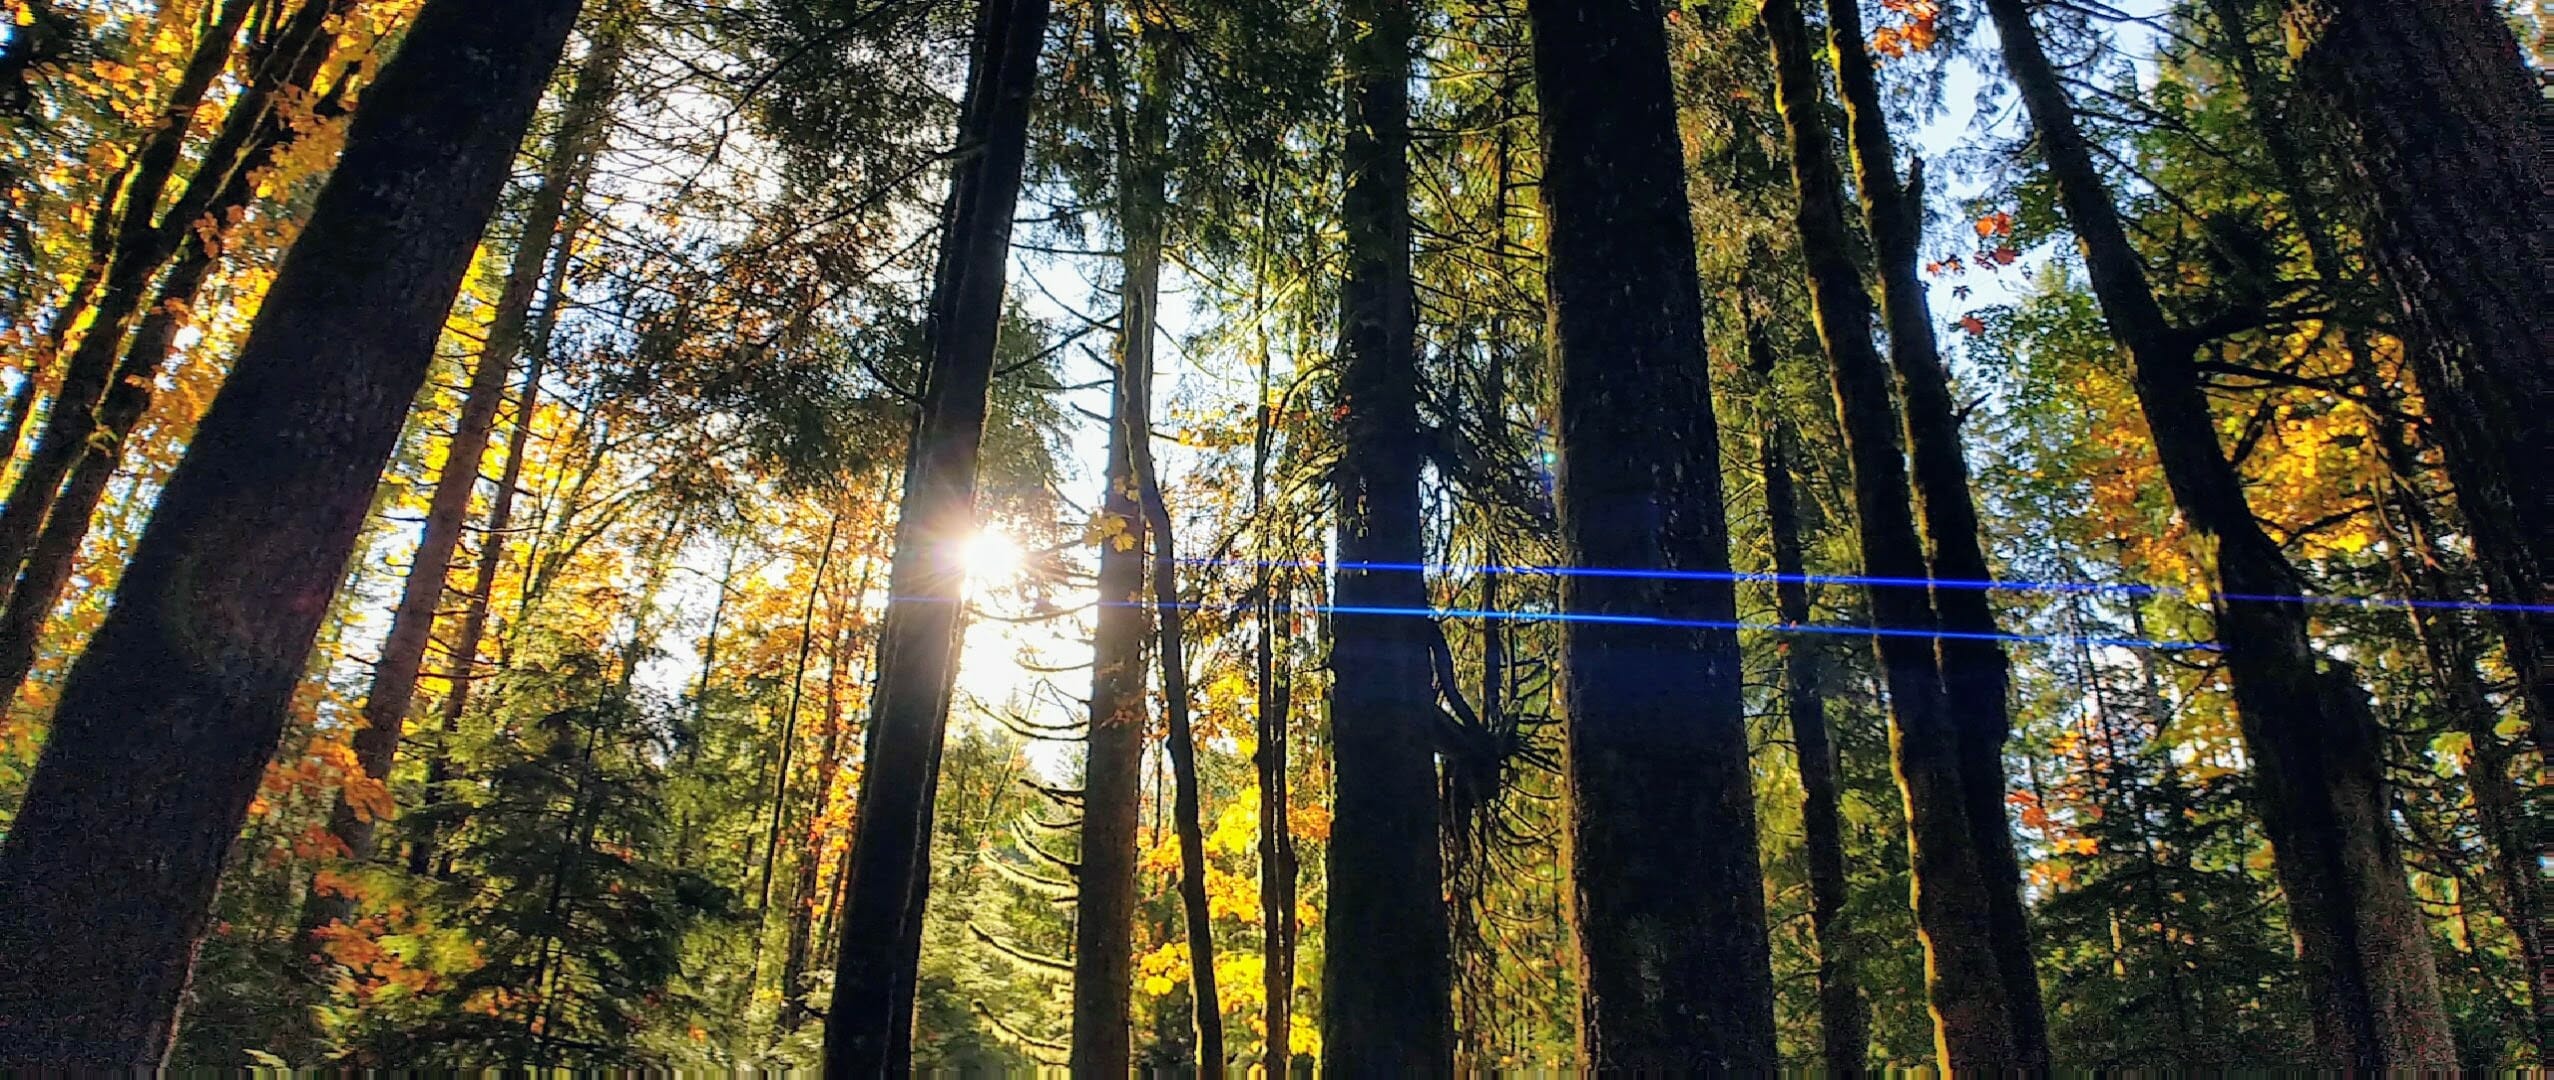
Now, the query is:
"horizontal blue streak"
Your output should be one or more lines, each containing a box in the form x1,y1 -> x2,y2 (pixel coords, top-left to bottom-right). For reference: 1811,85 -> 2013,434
1078,599 -> 2220,653
1182,558 -> 2551,616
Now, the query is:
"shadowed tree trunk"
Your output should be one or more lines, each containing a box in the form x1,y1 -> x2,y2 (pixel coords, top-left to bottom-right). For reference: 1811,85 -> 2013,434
2279,0 -> 2551,762
304,10 -> 625,938
1130,343 -> 1226,1072
783,566 -> 862,1025
1522,0 -> 1777,1067
1761,0 -> 2022,1063
1069,9 -> 1164,1069
0,0 -> 582,1065
1742,300 -> 1869,1072
1816,0 -> 2048,1058
1250,227 -> 1298,1076
821,0 -> 1048,1070
1985,0 -> 2454,1065
1067,278 -> 1151,1076
1323,0 -> 1452,1071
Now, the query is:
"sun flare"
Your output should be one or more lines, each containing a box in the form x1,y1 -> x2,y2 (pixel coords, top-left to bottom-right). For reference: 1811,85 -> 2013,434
960,528 -> 1025,586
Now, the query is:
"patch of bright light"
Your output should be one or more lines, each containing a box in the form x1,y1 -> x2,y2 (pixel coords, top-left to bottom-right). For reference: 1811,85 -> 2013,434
962,528 -> 1024,586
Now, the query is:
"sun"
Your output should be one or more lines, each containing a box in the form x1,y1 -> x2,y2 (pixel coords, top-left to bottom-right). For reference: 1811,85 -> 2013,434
960,528 -> 1025,586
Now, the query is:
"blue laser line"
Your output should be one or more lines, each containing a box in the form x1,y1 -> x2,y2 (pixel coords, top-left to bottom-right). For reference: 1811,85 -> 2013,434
1179,557 -> 2552,616
1075,598 -> 2221,652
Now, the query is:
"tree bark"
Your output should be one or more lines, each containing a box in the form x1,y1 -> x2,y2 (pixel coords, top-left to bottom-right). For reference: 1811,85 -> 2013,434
0,0 -> 581,1065
821,0 -> 1048,1071
1069,11 -> 1163,1070
2279,0 -> 2551,761
1250,233 -> 1297,1077
1067,289 -> 1150,1076
406,198 -> 577,877
305,11 -> 623,934
1130,351 -> 1226,1072
1521,0 -> 1777,1068
784,572 -> 861,1025
1323,0 -> 1452,1071
1816,0 -> 2048,1058
1985,0 -> 2454,1065
1761,0 -> 2025,1064
1742,304 -> 1869,1073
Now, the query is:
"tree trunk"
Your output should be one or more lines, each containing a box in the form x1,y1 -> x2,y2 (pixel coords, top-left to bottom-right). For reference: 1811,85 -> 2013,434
783,579 -> 860,1025
407,199 -> 577,877
1067,297 -> 1150,1075
1323,0 -> 1452,1071
0,0 -> 581,1065
1816,0 -> 2048,1058
1131,350 -> 1226,1072
306,11 -> 623,936
1521,0 -> 1777,1067
2280,0 -> 2551,760
1742,303 -> 1869,1072
821,0 -> 1048,1071
1069,11 -> 1164,1070
1760,0 -> 2028,1064
1985,0 -> 2454,1065
1250,228 -> 1297,1077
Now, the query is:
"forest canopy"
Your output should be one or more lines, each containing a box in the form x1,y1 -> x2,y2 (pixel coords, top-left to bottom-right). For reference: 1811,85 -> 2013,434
0,0 -> 2543,1070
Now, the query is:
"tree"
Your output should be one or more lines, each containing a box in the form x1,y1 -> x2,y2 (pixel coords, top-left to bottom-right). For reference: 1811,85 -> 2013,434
1521,0 -> 1777,1066
1983,0 -> 2454,1064
821,0 -> 1050,1070
305,5 -> 628,938
1322,0 -> 1453,1070
2277,0 -> 2550,764
0,0 -> 584,1065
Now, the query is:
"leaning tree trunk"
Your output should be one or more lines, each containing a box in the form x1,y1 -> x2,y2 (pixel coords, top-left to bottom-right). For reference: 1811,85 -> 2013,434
1742,303 -> 1869,1073
1322,0 -> 1452,1071
821,0 -> 1048,1071
0,0 -> 581,1065
1761,0 -> 2023,1063
1521,0 -> 1777,1068
407,201 -> 578,877
2280,0 -> 2551,761
306,11 -> 624,937
1986,0 -> 2454,1065
1817,0 -> 2048,1058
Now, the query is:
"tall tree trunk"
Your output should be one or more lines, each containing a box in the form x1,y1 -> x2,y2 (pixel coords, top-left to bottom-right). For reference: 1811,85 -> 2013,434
2209,0 -> 2547,1052
1067,286 -> 1151,1076
0,0 -> 582,1065
0,15 -> 351,707
1742,303 -> 1869,1072
1521,0 -> 1777,1067
1323,0 -> 1451,1071
1984,0 -> 2454,1064
821,0 -> 1048,1070
1250,222 -> 1297,1076
1131,352 -> 1226,1072
407,202 -> 577,876
306,11 -> 623,935
783,570 -> 861,1026
1816,0 -> 2048,1057
1069,11 -> 1163,1069
2279,0 -> 2551,759
1760,0 -> 2026,1064
762,518 -> 842,914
